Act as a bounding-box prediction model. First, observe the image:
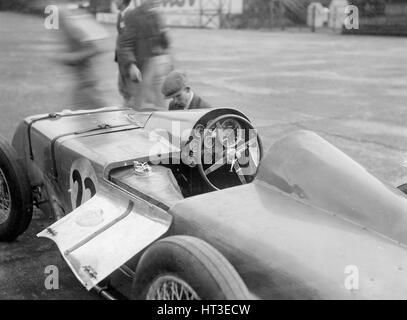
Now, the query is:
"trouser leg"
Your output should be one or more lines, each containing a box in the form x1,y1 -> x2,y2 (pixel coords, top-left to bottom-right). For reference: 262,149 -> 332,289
141,55 -> 172,110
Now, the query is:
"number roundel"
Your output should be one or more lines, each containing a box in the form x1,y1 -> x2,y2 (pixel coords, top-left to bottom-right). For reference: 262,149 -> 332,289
70,158 -> 98,210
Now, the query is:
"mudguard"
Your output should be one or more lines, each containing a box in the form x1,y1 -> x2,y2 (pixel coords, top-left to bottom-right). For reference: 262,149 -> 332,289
37,191 -> 172,290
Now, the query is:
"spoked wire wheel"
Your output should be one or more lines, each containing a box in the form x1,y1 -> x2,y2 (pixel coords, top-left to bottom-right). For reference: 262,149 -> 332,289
132,236 -> 252,300
0,168 -> 11,224
0,136 -> 33,241
146,274 -> 200,300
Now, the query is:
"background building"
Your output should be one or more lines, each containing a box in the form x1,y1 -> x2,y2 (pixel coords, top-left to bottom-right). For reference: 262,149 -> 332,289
1,0 -> 406,35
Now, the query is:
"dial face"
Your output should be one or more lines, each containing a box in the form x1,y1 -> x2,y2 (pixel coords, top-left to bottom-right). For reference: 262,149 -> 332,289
218,118 -> 243,148
189,138 -> 200,154
194,124 -> 205,136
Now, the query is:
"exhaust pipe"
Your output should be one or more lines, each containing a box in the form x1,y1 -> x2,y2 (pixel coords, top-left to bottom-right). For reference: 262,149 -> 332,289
93,285 -> 118,300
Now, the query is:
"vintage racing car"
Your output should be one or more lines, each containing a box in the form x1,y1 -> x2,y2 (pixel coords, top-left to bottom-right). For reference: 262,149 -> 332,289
1,106 -> 407,299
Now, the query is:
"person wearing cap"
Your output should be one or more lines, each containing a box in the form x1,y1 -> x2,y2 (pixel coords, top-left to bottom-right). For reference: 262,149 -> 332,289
161,71 -> 211,111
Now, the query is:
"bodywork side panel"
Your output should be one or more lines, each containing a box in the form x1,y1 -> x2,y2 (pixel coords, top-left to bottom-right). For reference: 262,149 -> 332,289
169,182 -> 407,299
258,130 -> 407,246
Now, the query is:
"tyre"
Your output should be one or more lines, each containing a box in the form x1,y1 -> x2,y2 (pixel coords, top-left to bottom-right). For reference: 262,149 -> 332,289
0,136 -> 33,241
398,183 -> 407,195
131,235 -> 252,300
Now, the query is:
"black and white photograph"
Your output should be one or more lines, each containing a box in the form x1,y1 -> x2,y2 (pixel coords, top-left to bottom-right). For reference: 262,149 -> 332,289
0,0 -> 407,305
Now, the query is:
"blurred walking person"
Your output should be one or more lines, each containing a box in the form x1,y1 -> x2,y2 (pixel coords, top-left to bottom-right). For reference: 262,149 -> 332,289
58,3 -> 110,110
117,0 -> 173,110
114,0 -> 134,104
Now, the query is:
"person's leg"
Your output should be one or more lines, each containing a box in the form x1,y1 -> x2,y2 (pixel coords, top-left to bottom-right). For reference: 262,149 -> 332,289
123,76 -> 143,110
138,58 -> 156,109
143,55 -> 172,110
72,66 -> 107,110
71,51 -> 115,110
72,83 -> 107,110
152,55 -> 173,110
118,72 -> 129,100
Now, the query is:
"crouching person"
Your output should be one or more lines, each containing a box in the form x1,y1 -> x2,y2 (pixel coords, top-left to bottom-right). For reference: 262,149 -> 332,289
161,71 -> 211,110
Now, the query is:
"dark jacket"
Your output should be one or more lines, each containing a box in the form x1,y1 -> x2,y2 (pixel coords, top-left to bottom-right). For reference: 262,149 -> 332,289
116,4 -> 169,75
114,12 -> 126,63
169,94 -> 211,111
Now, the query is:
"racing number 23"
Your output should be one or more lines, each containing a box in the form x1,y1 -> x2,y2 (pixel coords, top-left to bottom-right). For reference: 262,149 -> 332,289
72,170 -> 96,208
70,158 -> 98,209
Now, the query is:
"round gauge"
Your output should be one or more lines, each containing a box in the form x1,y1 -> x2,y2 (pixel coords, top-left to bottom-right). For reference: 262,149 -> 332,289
194,124 -> 205,136
189,138 -> 200,154
218,118 -> 243,147
203,134 -> 214,149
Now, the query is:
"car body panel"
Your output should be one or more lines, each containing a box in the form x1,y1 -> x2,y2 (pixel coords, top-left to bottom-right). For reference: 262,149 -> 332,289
38,189 -> 172,290
258,130 -> 407,246
169,181 -> 407,299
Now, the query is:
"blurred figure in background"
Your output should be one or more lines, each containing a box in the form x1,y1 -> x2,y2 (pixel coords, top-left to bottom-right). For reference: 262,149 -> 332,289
117,0 -> 173,110
114,0 -> 135,106
57,3 -> 110,110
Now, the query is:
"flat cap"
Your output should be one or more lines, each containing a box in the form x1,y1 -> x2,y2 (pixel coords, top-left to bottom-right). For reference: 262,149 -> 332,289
161,70 -> 189,98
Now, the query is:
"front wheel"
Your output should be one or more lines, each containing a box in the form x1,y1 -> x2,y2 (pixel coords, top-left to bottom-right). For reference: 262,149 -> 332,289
131,236 -> 253,300
0,136 -> 33,241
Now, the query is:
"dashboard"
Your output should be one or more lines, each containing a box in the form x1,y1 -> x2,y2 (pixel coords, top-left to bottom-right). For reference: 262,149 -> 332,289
177,112 -> 263,193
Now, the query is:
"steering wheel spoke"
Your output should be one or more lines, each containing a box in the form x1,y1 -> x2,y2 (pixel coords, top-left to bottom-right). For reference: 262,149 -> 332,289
204,152 -> 228,175
233,162 -> 247,184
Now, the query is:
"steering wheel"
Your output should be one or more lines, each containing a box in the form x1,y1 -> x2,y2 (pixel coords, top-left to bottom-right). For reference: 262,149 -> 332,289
195,115 -> 263,191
